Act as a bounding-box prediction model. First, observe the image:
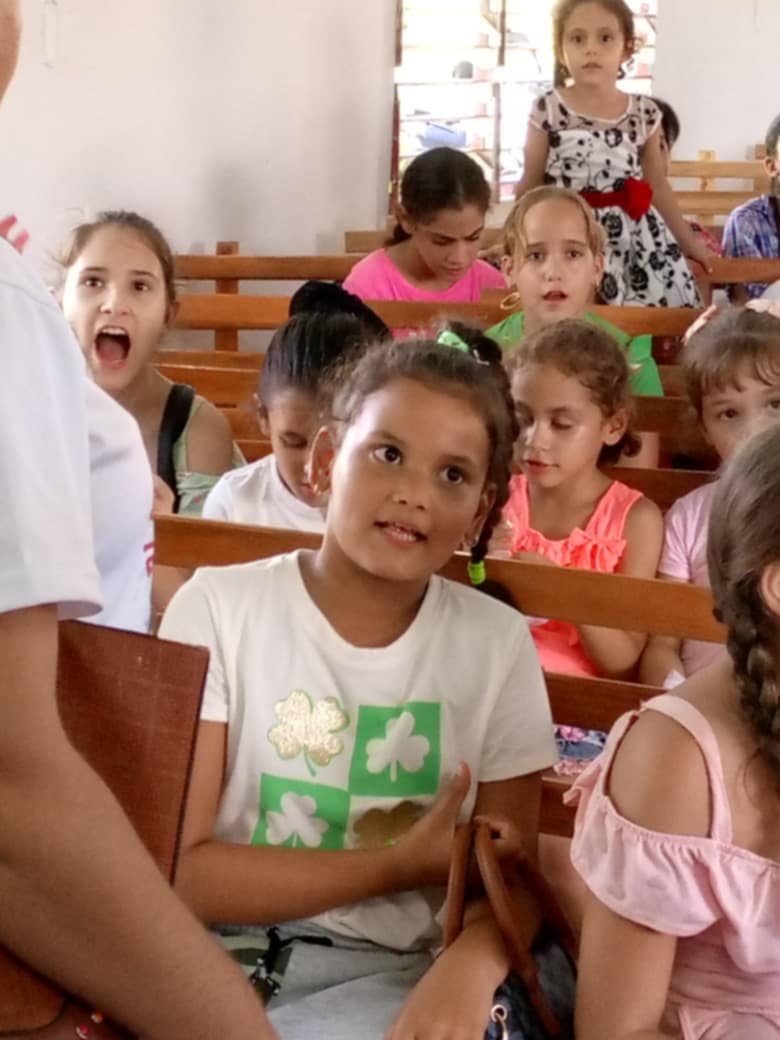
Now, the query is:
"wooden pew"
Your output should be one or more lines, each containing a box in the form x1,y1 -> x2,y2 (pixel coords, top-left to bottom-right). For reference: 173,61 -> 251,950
154,516 -> 724,837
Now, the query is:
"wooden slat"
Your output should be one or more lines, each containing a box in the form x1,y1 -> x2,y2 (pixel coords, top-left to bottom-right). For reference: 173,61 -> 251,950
154,517 -> 724,643
157,365 -> 256,407
215,241 -> 239,351
222,407 -> 262,437
669,159 -> 765,180
237,438 -> 272,461
546,671 -> 655,734
676,191 -> 753,216
175,254 -> 361,282
659,364 -> 685,396
157,349 -> 263,369
604,466 -> 713,513
541,773 -> 575,837
708,257 -> 780,285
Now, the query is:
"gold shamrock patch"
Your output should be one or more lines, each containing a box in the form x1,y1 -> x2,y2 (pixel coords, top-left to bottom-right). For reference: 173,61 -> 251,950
268,689 -> 350,776
353,801 -> 423,849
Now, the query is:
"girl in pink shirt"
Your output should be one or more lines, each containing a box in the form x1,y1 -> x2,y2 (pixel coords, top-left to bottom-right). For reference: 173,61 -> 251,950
501,318 -> 663,681
640,307 -> 780,689
343,147 -> 505,324
569,422 -> 780,1039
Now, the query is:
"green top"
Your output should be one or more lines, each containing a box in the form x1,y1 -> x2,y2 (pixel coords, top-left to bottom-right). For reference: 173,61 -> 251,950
485,310 -> 664,397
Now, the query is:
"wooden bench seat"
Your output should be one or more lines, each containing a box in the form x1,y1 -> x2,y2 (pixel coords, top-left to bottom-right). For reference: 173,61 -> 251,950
154,516 -> 724,837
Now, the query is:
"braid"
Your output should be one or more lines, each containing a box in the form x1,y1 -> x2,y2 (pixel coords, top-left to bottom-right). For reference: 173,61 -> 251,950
469,358 -> 521,608
719,580 -> 780,782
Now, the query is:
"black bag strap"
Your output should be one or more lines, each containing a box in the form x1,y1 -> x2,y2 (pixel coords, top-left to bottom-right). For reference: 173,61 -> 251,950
157,383 -> 195,514
769,193 -> 780,258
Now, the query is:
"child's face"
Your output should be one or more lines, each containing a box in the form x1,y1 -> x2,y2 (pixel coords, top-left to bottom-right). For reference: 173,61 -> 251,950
561,2 -> 631,87
62,225 -> 169,395
505,199 -> 603,327
700,362 -> 780,462
260,388 -> 323,506
402,204 -> 485,286
317,377 -> 493,586
511,361 -> 623,487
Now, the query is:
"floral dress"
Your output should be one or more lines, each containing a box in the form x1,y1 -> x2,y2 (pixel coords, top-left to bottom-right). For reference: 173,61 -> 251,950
531,89 -> 701,308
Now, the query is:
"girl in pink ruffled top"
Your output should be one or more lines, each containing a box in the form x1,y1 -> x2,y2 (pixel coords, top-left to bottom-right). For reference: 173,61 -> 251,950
501,318 -> 663,681
569,422 -> 780,1039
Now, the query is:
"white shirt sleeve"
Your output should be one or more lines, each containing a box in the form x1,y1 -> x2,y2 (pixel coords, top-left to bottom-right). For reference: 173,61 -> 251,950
479,620 -> 558,782
0,249 -> 100,617
159,569 -> 229,723
201,473 -> 232,521
659,497 -> 692,581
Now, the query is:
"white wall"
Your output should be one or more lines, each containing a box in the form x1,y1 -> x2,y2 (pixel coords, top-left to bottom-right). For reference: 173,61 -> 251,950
654,0 -> 779,161
2,0 -> 396,274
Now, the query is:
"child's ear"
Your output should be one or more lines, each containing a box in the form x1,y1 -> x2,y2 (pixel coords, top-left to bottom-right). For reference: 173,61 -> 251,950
500,253 -> 515,284
256,400 -> 271,440
764,154 -> 779,181
760,561 -> 780,619
395,203 -> 415,238
602,408 -> 629,446
463,483 -> 497,548
592,251 -> 605,289
308,425 -> 337,496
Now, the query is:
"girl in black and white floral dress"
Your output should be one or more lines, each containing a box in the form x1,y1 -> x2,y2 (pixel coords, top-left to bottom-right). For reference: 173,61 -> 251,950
515,0 -> 712,307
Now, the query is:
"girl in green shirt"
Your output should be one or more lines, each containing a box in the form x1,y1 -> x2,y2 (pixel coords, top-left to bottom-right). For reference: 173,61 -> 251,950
486,186 -> 663,466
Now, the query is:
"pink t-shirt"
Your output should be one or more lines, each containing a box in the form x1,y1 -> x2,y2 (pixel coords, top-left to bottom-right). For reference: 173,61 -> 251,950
344,248 -> 505,310
659,482 -> 723,676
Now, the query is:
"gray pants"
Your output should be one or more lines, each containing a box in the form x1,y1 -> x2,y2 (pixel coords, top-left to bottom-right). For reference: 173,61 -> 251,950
219,923 -> 432,1039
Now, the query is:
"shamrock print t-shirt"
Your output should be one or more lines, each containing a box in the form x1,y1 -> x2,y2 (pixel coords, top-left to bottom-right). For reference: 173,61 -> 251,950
160,551 -> 556,951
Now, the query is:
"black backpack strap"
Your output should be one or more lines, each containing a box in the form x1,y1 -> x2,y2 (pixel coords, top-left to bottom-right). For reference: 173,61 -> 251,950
157,383 -> 196,514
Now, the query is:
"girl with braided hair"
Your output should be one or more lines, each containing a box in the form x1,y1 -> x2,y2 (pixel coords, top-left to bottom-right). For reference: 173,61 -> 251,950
161,334 -> 558,1039
568,423 -> 780,1038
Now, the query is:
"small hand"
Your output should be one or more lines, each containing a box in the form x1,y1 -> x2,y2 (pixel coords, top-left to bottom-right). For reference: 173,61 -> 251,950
682,303 -> 719,346
488,519 -> 515,556
686,237 -> 715,274
391,764 -> 471,889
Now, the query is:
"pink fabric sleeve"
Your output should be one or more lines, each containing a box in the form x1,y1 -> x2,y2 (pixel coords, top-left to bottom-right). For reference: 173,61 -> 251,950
342,250 -> 393,300
659,496 -> 694,581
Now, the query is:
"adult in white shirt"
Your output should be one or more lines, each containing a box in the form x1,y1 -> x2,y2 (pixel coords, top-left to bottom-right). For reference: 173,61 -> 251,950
0,4 -> 274,1037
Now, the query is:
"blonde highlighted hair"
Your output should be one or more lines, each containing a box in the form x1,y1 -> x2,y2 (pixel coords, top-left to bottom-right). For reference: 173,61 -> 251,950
502,186 -> 605,263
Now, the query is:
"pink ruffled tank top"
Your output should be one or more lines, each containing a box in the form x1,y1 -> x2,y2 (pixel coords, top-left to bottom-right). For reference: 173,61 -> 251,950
566,694 -> 780,1038
503,475 -> 643,675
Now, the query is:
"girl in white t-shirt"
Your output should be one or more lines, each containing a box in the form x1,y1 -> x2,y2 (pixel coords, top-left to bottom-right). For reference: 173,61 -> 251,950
203,310 -> 370,531
161,335 -> 559,1039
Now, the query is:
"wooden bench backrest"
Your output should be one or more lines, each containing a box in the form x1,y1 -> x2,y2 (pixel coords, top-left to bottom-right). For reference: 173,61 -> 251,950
154,515 -> 724,836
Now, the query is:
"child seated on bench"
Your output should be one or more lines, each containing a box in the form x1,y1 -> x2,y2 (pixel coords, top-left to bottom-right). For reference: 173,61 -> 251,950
343,147 -> 504,323
202,311 -> 369,531
486,186 -> 663,466
160,335 -> 560,1040
500,319 -> 663,687
60,210 -> 238,516
569,422 -> 780,1039
641,307 -> 780,688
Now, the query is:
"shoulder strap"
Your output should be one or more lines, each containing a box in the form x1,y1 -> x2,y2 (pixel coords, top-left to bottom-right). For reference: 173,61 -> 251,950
768,194 -> 780,256
157,383 -> 195,514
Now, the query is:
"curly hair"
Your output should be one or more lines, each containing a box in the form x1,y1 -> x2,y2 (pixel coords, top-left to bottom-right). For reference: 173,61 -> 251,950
708,423 -> 780,785
507,318 -> 641,465
331,330 -> 519,603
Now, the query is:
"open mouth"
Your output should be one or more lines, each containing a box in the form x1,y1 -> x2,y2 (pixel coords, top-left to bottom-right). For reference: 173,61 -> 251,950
542,291 -> 568,302
525,460 -> 553,474
94,327 -> 131,368
376,521 -> 426,545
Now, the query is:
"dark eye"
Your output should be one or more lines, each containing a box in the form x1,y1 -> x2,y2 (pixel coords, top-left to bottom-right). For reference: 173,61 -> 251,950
81,276 -> 102,288
134,280 -> 151,292
372,445 -> 401,464
717,408 -> 738,421
567,249 -> 585,259
442,466 -> 465,485
769,399 -> 780,411
526,250 -> 544,262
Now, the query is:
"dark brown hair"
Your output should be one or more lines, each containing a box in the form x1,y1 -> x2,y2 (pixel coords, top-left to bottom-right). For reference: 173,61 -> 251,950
681,308 -> 780,419
507,318 -> 640,466
708,423 -> 780,785
389,147 -> 492,245
331,331 -> 519,601
60,210 -> 177,315
552,0 -> 636,87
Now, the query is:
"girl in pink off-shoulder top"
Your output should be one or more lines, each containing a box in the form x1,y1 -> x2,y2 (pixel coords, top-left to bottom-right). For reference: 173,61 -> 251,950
569,424 -> 780,1040
501,319 -> 663,682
